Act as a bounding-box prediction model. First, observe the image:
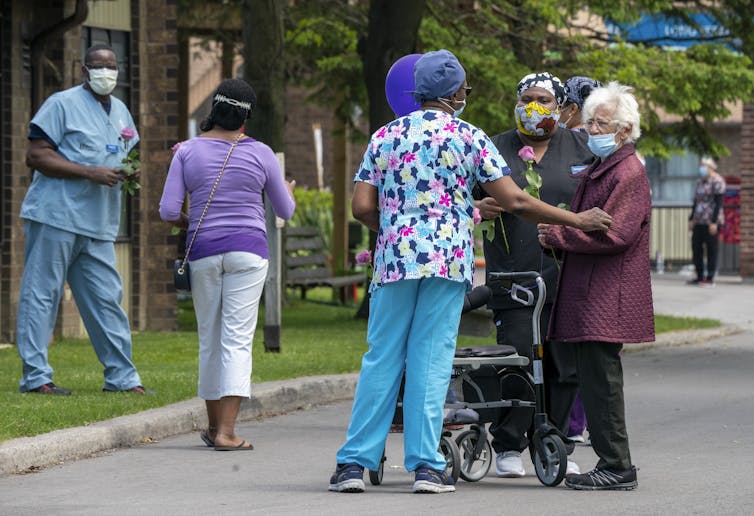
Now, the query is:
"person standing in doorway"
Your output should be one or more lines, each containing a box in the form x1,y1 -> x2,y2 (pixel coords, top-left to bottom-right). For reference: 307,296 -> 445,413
688,156 -> 726,286
17,44 -> 147,395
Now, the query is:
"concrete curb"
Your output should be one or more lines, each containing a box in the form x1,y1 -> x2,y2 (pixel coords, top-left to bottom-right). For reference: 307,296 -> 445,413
0,325 -> 740,477
0,373 -> 358,477
625,324 -> 742,353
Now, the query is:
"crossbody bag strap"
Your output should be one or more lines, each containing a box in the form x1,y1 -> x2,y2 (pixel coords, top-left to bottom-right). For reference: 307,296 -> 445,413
178,133 -> 243,273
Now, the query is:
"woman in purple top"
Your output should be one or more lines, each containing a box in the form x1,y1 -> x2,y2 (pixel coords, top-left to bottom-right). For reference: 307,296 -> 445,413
160,79 -> 295,451
538,82 -> 653,490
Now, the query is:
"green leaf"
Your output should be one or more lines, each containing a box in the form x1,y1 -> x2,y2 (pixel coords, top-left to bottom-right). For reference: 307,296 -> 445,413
524,185 -> 539,197
525,167 -> 543,189
557,202 -> 570,211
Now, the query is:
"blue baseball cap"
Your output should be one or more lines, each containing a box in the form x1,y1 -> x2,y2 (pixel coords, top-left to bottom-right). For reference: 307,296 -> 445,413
412,49 -> 466,102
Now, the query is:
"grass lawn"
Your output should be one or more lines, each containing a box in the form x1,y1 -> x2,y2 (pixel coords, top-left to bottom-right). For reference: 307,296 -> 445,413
0,287 -> 720,443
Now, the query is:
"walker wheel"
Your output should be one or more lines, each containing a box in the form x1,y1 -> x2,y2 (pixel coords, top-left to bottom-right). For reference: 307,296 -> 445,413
532,434 -> 567,486
456,429 -> 492,482
369,449 -> 385,485
439,433 -> 461,482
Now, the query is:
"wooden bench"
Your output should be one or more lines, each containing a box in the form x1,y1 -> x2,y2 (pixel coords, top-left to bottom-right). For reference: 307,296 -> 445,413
284,225 -> 367,302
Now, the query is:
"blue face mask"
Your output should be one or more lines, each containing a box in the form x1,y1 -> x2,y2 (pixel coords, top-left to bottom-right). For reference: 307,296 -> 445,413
699,166 -> 708,176
452,99 -> 466,117
587,133 -> 618,158
439,97 -> 466,117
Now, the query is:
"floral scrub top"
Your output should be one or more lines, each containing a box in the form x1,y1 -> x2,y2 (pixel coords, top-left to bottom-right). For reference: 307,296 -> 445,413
690,174 -> 726,226
355,109 -> 510,292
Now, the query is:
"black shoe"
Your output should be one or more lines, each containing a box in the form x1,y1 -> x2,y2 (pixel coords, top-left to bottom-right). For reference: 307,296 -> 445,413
28,383 -> 72,395
328,463 -> 365,493
103,385 -> 155,395
565,465 -> 637,491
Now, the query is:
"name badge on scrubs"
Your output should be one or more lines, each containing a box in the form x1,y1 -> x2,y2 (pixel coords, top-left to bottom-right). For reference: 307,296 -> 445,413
570,165 -> 588,175
106,144 -> 119,154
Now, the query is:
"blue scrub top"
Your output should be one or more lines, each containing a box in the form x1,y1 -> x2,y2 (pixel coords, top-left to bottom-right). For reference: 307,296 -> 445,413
20,85 -> 139,241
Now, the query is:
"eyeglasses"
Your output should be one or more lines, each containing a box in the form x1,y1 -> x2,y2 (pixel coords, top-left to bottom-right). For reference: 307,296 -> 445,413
584,119 -> 616,131
86,64 -> 118,71
463,86 -> 472,96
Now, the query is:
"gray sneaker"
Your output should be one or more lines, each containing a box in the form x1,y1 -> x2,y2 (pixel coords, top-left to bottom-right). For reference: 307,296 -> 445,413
413,466 -> 456,493
328,463 -> 365,493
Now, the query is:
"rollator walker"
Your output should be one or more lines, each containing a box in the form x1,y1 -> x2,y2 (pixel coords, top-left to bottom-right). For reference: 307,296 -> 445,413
369,271 -> 569,487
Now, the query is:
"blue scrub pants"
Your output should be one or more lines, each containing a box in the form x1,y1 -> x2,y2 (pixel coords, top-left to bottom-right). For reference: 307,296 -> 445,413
16,221 -> 141,392
336,277 -> 466,472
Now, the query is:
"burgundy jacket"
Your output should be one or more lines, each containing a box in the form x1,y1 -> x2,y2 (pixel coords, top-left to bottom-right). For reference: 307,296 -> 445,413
543,143 -> 655,344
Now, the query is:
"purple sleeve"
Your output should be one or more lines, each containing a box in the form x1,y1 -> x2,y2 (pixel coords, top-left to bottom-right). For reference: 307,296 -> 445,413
260,146 -> 295,220
545,165 -> 650,255
159,148 -> 186,221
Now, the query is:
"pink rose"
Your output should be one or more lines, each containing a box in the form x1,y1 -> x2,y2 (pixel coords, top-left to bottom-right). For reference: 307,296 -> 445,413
120,127 -> 137,141
473,207 -> 482,225
518,145 -> 535,162
355,250 -> 372,266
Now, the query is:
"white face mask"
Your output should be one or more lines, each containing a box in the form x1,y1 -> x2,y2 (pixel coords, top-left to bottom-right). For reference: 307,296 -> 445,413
87,67 -> 118,96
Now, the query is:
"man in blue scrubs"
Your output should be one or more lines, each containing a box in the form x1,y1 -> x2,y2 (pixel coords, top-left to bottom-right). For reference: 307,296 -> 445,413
17,44 -> 147,395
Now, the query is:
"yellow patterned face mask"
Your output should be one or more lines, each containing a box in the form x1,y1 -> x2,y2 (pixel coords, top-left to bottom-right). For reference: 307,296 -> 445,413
514,101 -> 560,137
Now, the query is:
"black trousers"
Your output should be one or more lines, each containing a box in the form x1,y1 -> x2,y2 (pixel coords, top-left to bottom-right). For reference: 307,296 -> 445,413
489,304 -> 578,453
692,223 -> 719,281
573,341 -> 632,470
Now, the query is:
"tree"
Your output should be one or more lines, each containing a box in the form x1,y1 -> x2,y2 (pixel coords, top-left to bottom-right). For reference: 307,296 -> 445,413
416,0 -> 754,159
243,0 -> 286,150
357,0 -> 426,317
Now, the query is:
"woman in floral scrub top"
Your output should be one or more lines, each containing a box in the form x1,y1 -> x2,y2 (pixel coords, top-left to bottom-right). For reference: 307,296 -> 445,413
329,49 -> 612,495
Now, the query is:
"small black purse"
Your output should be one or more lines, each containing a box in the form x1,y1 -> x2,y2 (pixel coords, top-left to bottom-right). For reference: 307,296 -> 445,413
173,259 -> 191,291
172,134 -> 241,292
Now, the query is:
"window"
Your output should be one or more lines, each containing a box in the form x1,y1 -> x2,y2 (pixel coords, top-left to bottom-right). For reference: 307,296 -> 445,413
645,152 -> 699,206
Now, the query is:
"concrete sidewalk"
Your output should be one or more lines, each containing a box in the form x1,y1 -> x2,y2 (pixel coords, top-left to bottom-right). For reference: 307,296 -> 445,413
1,271 -> 751,476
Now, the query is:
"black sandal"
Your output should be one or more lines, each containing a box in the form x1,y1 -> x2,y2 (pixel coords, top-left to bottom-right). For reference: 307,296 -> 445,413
200,430 -> 215,447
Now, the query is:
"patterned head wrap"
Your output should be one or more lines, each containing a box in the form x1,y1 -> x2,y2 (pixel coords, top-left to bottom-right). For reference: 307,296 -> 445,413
516,72 -> 566,105
564,76 -> 603,109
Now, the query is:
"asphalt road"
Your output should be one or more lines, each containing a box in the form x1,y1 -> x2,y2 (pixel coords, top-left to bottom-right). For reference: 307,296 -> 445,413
1,329 -> 753,516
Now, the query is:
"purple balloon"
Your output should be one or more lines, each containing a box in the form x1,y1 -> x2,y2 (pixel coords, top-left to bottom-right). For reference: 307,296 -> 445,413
385,54 -> 423,117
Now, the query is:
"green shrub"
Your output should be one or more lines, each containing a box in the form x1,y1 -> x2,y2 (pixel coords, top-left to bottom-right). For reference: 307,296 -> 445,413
290,188 -> 334,253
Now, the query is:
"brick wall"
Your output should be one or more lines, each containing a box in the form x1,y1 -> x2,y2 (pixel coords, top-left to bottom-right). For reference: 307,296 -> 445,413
0,2 -> 76,342
740,102 -> 754,279
133,0 -> 180,331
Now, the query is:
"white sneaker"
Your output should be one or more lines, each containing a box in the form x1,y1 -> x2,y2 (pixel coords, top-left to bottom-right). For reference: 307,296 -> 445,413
495,451 -> 525,478
566,460 -> 581,476
568,433 -> 585,444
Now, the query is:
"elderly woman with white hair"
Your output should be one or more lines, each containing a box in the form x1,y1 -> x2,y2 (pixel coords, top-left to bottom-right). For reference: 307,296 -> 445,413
537,81 -> 653,491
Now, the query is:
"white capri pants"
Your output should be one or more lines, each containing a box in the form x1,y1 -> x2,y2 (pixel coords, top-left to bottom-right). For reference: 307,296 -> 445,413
189,251 -> 269,400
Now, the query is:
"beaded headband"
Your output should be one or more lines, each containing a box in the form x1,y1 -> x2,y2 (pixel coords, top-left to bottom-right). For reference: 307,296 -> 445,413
214,93 -> 252,111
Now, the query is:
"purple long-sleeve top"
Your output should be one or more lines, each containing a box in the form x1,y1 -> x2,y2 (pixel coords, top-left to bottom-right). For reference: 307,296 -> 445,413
541,144 -> 654,344
159,136 -> 295,261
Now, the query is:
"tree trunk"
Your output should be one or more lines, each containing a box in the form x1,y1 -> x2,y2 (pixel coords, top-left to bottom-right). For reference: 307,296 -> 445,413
243,0 -> 286,151
355,0 -> 426,319
243,0 -> 286,349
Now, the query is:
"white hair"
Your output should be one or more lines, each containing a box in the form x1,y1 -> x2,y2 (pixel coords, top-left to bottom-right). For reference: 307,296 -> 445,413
700,156 -> 718,170
582,81 -> 641,143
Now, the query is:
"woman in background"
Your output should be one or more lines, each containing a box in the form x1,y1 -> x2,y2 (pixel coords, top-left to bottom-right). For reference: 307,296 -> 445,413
160,78 -> 295,450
